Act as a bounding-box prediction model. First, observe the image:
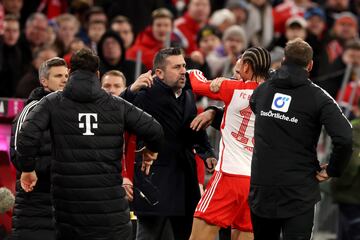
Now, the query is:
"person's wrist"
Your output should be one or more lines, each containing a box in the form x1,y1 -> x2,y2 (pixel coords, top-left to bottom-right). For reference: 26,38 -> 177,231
130,84 -> 137,92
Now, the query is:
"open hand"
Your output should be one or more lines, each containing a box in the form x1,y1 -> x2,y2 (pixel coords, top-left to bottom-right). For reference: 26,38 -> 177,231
122,177 -> 134,201
130,70 -> 154,92
190,109 -> 216,131
205,157 -> 217,173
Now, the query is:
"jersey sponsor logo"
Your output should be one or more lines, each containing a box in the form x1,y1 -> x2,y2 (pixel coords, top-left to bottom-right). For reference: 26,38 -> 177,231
271,93 -> 292,112
78,113 -> 98,135
190,70 -> 207,82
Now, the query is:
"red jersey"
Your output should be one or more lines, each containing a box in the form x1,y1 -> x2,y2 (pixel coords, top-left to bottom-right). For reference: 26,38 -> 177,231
188,70 -> 258,176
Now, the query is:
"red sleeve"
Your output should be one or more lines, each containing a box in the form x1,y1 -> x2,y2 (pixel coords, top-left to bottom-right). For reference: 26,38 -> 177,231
195,154 -> 205,185
121,133 -> 136,182
188,70 -> 248,104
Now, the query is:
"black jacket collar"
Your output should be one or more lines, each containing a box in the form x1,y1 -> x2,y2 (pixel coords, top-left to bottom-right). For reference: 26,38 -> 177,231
270,62 -> 310,89
63,70 -> 106,102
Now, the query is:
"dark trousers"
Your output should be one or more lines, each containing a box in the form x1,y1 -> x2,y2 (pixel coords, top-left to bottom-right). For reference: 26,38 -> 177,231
251,207 -> 314,240
136,215 -> 193,240
338,203 -> 360,240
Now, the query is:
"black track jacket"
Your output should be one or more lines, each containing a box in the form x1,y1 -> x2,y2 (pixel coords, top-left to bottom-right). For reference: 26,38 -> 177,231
249,62 -> 352,218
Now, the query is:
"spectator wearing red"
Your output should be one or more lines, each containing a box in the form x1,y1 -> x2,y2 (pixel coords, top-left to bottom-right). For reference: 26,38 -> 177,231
127,8 -> 175,70
272,0 -> 314,36
0,3 -> 4,35
174,0 -> 210,55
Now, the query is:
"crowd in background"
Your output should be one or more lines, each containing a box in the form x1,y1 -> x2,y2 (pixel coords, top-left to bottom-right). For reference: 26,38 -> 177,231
0,0 -> 360,239
0,0 -> 359,116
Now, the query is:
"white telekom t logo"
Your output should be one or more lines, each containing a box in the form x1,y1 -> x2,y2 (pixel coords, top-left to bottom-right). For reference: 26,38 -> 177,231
78,113 -> 98,136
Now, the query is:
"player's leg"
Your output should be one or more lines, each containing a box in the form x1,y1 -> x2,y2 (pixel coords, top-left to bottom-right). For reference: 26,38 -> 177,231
189,217 -> 220,240
231,176 -> 253,240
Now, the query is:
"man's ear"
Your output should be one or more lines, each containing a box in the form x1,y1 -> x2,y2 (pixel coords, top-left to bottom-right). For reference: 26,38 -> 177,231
244,62 -> 251,74
96,70 -> 100,79
307,60 -> 313,72
155,68 -> 164,79
40,77 -> 48,88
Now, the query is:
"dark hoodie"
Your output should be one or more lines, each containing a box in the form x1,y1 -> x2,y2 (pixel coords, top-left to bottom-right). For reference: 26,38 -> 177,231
97,31 -> 146,86
10,87 -> 55,240
248,62 -> 352,218
16,70 -> 164,240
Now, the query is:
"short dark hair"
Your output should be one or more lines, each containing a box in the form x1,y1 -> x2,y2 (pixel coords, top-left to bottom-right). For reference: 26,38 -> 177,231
284,38 -> 313,67
242,47 -> 271,79
39,57 -> 67,80
153,47 -> 183,70
70,48 -> 99,73
85,6 -> 105,22
111,15 -> 131,25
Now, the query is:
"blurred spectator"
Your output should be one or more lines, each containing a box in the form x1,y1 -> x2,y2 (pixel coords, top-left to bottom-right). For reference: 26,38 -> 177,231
207,25 -> 247,77
317,12 -> 359,78
2,0 -> 23,19
63,38 -> 85,67
20,0 -> 67,28
226,0 -> 250,26
111,15 -> 134,49
331,98 -> 360,240
187,25 -> 221,79
97,31 -> 146,85
208,9 -> 236,33
245,0 -> 274,48
86,6 -> 107,26
69,0 -> 91,45
127,8 -> 175,70
315,40 -> 360,100
305,7 -> 327,38
0,3 -> 4,35
273,0 -> 314,36
195,25 -> 221,57
0,15 -> 23,97
106,0 -> 165,35
87,20 -> 106,53
174,0 -> 211,55
18,13 -> 49,69
304,7 -> 328,77
272,16 -> 308,49
83,6 -> 107,51
325,0 -> 351,27
287,16 -> 308,41
54,13 -> 80,56
15,46 -> 58,98
332,12 -> 359,46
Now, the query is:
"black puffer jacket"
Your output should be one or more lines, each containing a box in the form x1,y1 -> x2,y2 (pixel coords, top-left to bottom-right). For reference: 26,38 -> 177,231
16,70 -> 164,240
10,87 -> 55,240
